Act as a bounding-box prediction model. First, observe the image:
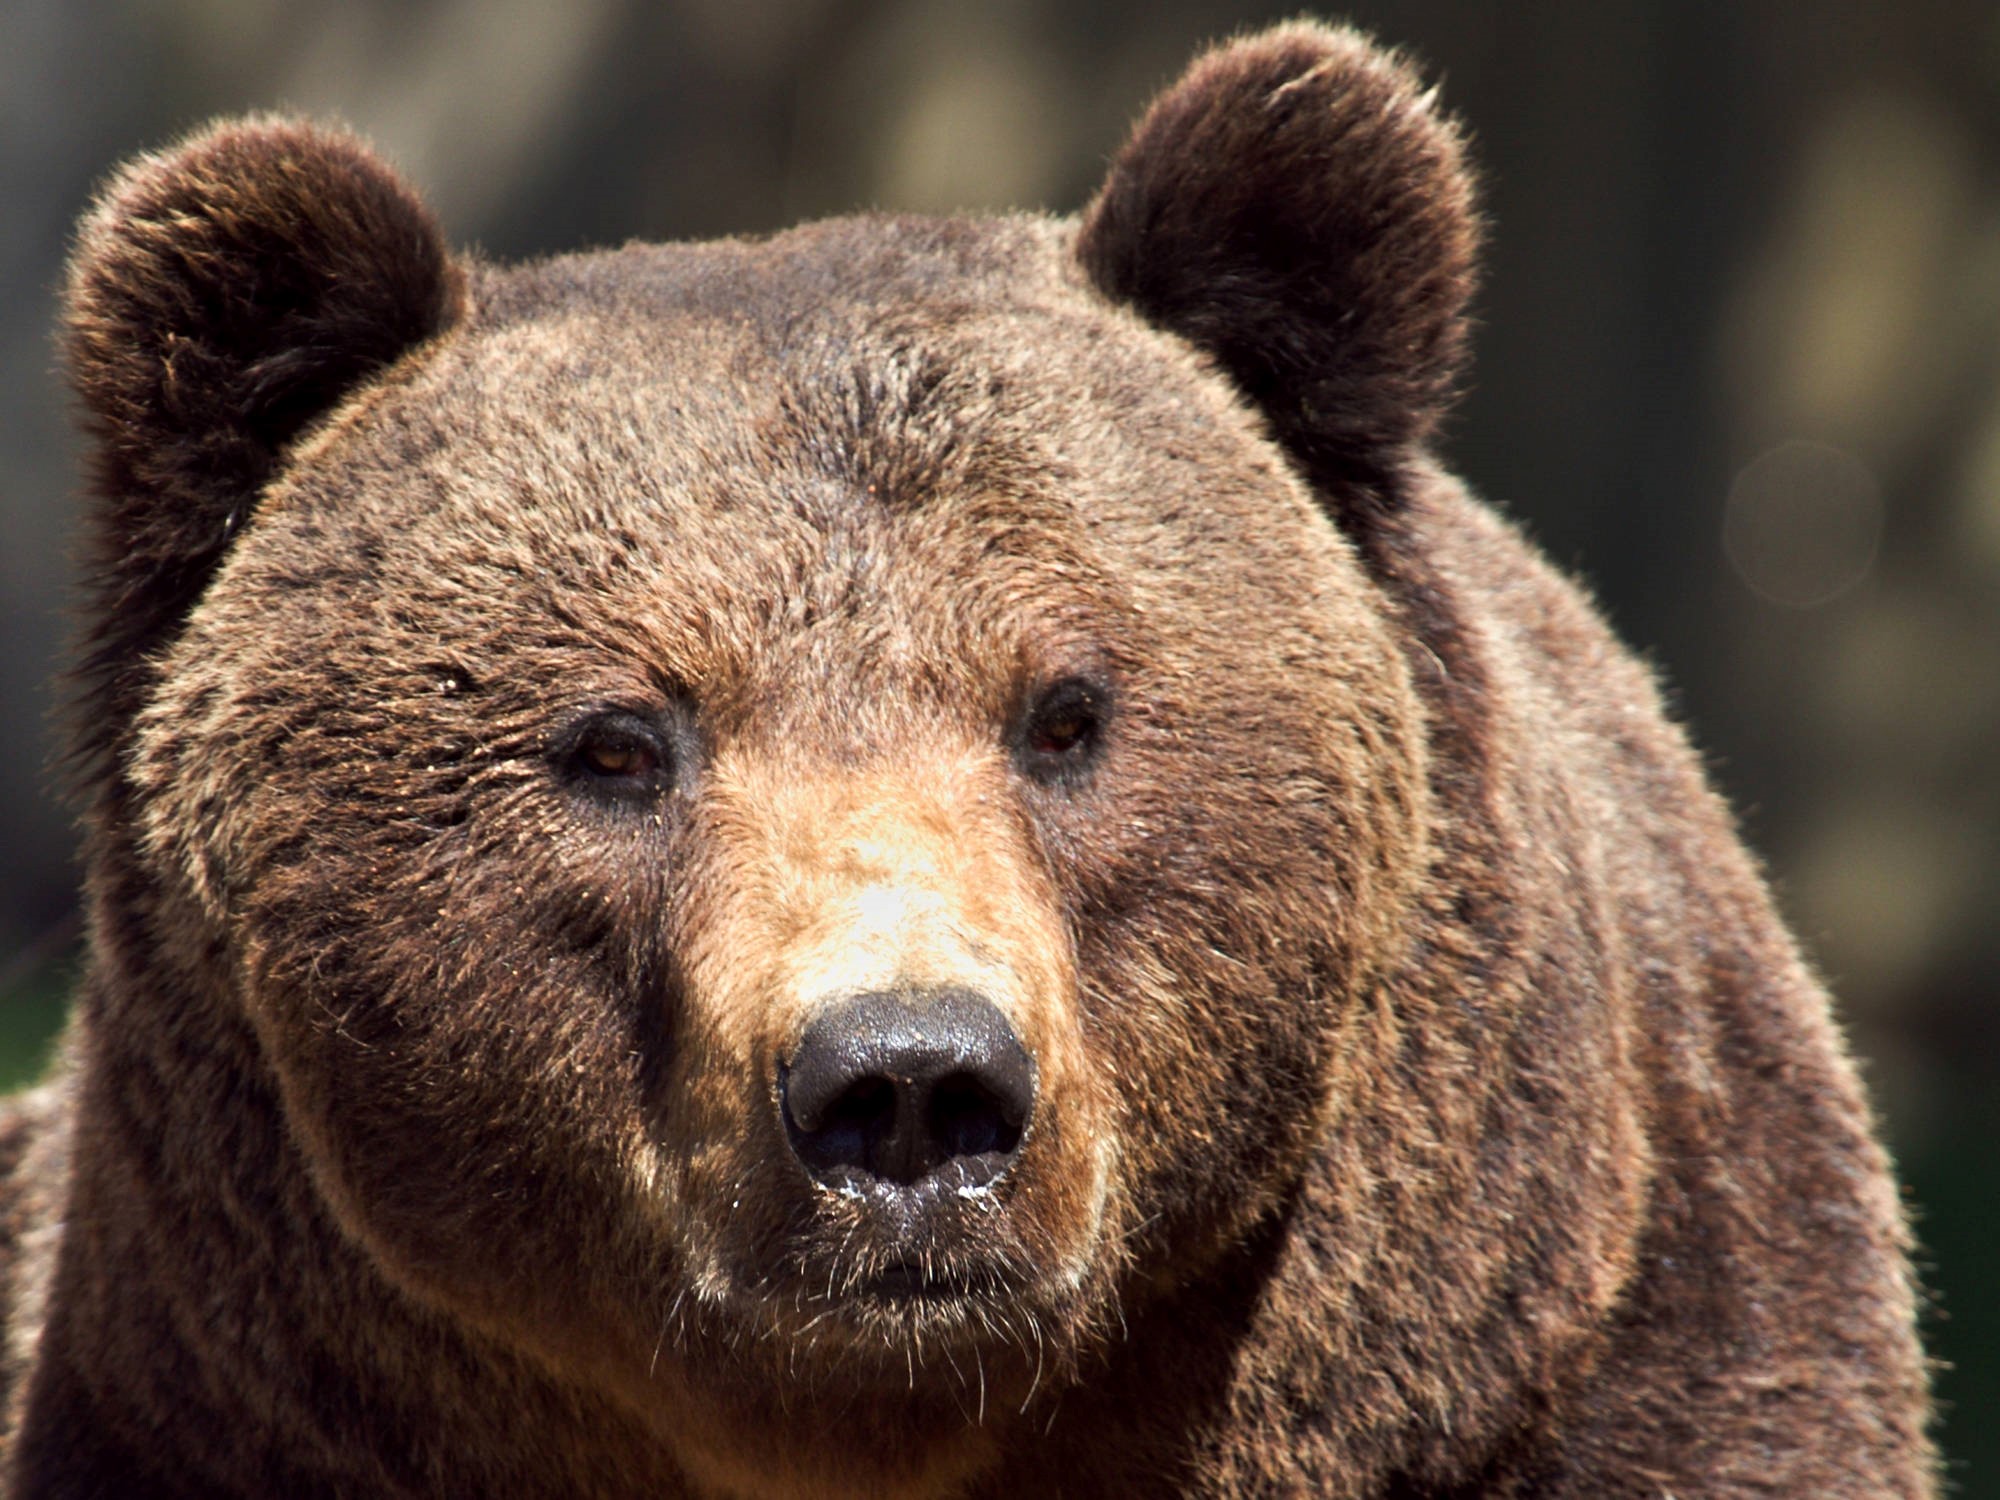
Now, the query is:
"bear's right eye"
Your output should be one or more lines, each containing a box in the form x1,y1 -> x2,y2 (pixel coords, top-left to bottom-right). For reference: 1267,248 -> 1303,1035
558,711 -> 675,803
580,739 -> 654,779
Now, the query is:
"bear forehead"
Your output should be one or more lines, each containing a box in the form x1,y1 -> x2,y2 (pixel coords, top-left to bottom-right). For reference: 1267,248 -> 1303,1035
222,214 -> 1362,691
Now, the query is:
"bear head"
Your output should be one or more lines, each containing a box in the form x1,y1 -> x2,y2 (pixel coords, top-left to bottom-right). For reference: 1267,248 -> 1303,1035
62,24 -> 1474,1496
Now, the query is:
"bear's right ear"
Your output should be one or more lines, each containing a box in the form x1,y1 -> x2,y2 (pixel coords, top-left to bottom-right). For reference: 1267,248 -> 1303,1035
63,116 -> 461,770
1077,24 -> 1479,534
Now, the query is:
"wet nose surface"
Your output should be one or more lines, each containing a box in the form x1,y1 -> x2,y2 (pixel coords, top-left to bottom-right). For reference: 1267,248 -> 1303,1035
781,989 -> 1036,1192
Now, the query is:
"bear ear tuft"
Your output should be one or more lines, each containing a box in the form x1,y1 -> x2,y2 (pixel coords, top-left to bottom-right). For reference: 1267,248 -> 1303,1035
62,116 -> 462,776
1077,23 -> 1480,530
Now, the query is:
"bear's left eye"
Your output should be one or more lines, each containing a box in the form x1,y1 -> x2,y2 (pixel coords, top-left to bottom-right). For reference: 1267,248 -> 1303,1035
557,711 -> 675,802
1017,677 -> 1110,783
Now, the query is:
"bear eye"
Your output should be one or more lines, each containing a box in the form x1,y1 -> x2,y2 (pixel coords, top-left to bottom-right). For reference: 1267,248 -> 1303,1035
1017,677 -> 1109,783
559,711 -> 675,802
1030,706 -> 1092,756
579,738 -> 654,779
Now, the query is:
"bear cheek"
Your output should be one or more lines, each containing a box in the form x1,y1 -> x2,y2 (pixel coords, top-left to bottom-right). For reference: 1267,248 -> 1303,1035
1057,657 -> 1429,1276
227,818 -> 677,1375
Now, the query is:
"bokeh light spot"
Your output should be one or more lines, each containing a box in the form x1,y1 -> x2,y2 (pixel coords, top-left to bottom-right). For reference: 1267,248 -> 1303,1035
1723,440 -> 1883,608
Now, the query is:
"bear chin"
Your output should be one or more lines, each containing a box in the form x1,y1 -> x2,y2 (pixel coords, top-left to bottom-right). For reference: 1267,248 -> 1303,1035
689,1141 -> 1117,1384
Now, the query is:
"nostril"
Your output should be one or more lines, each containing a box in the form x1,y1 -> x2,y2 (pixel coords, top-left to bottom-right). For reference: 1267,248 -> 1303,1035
789,1074 -> 898,1178
780,989 -> 1037,1191
928,1072 -> 1023,1161
825,1076 -> 897,1133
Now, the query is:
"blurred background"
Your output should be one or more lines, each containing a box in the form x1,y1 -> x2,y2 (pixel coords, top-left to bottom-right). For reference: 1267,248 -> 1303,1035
2,0 -> 1995,1486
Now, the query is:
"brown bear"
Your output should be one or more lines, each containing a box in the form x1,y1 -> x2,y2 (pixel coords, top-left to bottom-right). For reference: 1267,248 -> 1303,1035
0,21 -> 1933,1499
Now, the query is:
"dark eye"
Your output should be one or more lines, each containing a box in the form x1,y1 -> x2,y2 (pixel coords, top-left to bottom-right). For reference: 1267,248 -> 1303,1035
579,738 -> 655,779
1017,677 -> 1109,783
1029,705 -> 1093,756
559,711 -> 674,802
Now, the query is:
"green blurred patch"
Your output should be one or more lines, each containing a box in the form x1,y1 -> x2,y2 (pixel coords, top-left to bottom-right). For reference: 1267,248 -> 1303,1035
1898,1081 -> 2000,1500
0,950 -> 73,1092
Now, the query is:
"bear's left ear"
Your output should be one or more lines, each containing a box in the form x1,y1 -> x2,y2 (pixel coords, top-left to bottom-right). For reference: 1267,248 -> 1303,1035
1077,23 -> 1479,528
63,117 -> 462,775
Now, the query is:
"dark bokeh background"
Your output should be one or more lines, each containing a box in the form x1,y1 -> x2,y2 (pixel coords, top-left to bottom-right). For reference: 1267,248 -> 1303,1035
3,1 -> 1995,1487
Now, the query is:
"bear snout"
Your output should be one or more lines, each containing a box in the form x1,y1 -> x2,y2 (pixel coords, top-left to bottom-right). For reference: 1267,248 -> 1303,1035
781,987 -> 1037,1199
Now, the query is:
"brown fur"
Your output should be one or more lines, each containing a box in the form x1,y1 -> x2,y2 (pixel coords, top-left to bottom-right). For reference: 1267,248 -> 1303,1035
1,21 -> 1931,1499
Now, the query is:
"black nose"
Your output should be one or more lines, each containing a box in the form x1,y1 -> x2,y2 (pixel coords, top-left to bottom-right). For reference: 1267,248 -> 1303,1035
781,989 -> 1036,1192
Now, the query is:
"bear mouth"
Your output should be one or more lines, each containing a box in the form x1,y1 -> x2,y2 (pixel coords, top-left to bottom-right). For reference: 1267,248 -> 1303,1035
788,1219 -> 1028,1315
672,1144 -> 1112,1394
757,1196 -> 1039,1339
859,1256 -> 1008,1304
